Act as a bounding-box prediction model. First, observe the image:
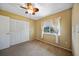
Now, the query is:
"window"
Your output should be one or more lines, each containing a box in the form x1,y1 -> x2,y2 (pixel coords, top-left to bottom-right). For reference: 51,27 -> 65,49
50,27 -> 56,33
41,17 -> 61,38
44,26 -> 56,33
44,27 -> 50,32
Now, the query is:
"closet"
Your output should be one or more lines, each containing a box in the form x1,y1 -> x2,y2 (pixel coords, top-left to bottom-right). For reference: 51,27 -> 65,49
0,15 -> 30,50
0,15 -> 10,50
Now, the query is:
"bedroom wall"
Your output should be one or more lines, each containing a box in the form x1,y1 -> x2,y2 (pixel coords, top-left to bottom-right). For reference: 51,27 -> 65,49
0,9 -> 35,40
72,4 -> 79,55
35,9 -> 72,50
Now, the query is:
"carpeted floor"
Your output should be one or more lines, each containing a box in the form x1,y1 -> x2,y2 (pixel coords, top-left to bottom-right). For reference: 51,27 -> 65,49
0,40 -> 72,56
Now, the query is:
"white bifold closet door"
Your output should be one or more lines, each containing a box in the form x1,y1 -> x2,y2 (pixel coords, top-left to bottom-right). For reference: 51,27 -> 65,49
10,19 -> 30,45
0,15 -> 10,50
0,15 -> 30,50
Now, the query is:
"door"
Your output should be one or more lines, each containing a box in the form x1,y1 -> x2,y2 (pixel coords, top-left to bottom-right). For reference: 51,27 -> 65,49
10,19 -> 29,45
0,15 -> 10,50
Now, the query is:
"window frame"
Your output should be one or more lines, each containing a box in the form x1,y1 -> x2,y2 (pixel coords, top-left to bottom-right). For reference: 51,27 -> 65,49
41,17 -> 61,37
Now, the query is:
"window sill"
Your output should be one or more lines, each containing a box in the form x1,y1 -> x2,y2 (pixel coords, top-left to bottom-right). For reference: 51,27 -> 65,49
43,32 -> 57,35
43,32 -> 60,36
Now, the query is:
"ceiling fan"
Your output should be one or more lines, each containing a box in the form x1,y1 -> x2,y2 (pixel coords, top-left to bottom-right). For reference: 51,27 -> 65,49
20,3 -> 39,15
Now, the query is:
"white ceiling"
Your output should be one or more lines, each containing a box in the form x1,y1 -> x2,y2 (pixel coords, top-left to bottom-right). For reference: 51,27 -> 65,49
0,3 -> 73,20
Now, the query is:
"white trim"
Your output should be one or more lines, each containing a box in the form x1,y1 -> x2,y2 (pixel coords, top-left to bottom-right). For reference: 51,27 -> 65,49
43,32 -> 57,35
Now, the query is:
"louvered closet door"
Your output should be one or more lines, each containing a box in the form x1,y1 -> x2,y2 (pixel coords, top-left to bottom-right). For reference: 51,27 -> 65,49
10,19 -> 30,45
0,15 -> 10,50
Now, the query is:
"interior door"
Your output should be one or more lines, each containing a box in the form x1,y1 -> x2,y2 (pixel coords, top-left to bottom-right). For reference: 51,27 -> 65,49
0,15 -> 10,50
10,19 -> 29,45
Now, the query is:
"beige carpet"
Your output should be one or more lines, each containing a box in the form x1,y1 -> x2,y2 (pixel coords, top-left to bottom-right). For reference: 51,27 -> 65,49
0,40 -> 72,56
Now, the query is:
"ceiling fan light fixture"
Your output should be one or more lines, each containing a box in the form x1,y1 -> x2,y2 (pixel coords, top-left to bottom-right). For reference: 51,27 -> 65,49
20,3 -> 39,15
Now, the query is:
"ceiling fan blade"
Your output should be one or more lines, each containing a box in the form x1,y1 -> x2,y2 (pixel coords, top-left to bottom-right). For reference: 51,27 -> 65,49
25,11 -> 28,14
20,6 -> 27,9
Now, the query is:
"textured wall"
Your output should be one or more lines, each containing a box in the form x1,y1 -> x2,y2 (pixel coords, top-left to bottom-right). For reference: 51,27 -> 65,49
35,9 -> 72,50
